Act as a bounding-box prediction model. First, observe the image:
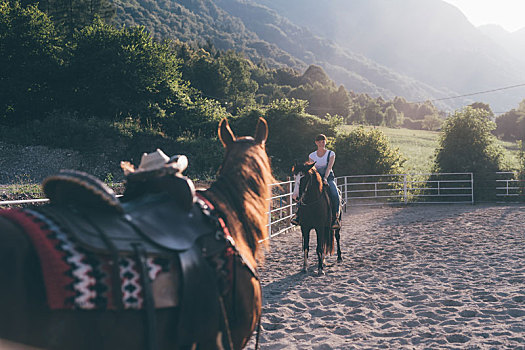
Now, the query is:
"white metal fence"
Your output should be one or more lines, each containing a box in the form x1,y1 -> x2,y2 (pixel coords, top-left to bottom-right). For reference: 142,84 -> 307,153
337,172 -> 474,206
495,172 -> 524,198
1,172 -> 522,239
264,180 -> 296,241
264,172 -> 476,237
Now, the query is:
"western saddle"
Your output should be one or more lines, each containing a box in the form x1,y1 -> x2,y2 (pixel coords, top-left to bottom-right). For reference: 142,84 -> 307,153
35,162 -> 232,350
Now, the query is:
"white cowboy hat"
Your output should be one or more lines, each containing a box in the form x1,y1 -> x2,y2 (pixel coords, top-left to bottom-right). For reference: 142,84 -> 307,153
121,149 -> 188,175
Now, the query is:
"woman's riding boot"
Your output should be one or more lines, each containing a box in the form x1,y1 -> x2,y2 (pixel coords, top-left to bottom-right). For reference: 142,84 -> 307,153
331,217 -> 341,229
291,214 -> 300,226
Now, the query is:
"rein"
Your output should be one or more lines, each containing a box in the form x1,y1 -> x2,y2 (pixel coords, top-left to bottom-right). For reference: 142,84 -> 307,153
298,172 -> 324,207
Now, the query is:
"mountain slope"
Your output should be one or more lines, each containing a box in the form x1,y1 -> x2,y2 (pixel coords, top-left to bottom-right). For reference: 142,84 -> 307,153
253,0 -> 525,111
111,0 -> 457,109
479,24 -> 525,72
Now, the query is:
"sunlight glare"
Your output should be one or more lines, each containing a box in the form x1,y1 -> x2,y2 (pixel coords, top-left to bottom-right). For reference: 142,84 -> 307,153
442,0 -> 525,32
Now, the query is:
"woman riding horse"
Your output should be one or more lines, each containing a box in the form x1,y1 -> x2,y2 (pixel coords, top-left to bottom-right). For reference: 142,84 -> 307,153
293,134 -> 341,229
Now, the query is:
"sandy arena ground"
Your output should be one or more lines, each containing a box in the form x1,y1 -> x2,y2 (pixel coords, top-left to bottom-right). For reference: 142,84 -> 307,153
251,203 -> 525,349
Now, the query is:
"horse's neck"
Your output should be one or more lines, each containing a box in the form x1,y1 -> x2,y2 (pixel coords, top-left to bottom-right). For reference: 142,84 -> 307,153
307,174 -> 323,201
203,176 -> 260,266
206,176 -> 244,215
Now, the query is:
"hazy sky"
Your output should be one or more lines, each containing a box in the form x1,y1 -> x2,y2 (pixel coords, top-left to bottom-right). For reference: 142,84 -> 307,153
442,0 -> 525,32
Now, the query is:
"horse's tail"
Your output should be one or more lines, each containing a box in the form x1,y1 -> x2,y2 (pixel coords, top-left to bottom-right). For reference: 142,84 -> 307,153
324,226 -> 335,255
321,188 -> 335,255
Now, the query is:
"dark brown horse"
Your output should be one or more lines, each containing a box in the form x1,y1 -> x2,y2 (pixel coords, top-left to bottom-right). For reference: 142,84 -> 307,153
292,162 -> 341,275
0,118 -> 273,350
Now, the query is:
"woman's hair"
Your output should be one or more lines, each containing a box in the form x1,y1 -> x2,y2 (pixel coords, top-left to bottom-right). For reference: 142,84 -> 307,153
315,134 -> 327,141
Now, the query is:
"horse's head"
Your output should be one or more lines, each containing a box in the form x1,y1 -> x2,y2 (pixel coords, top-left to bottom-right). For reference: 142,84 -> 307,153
203,117 -> 273,348
211,117 -> 274,261
218,117 -> 269,173
292,161 -> 320,201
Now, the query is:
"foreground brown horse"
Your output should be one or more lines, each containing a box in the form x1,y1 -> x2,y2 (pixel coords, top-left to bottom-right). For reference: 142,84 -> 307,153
292,162 -> 340,275
0,118 -> 273,350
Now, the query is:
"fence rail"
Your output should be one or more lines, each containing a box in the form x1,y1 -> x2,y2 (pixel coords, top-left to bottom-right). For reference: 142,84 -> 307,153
1,172 -> 523,239
337,172 -> 474,206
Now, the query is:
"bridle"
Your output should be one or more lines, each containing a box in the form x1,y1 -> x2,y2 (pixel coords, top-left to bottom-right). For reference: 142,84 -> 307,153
296,170 -> 323,207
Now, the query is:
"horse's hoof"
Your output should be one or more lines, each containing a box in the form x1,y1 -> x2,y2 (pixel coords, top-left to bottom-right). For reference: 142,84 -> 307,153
317,269 -> 325,276
337,256 -> 343,262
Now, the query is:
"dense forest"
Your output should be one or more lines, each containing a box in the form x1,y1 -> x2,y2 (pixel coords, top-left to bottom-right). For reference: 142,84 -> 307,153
1,0 -> 524,186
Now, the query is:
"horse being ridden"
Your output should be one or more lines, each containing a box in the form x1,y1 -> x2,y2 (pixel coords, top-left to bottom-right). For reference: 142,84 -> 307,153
292,162 -> 336,275
0,117 -> 273,350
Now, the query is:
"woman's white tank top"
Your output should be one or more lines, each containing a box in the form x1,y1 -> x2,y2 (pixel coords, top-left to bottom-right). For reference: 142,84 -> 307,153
309,150 -> 334,170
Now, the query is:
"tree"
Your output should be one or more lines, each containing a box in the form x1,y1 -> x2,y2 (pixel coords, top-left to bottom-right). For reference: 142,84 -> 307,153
183,51 -> 231,101
67,19 -> 182,122
0,1 -> 63,124
364,100 -> 384,125
331,85 -> 351,118
333,127 -> 405,176
495,109 -> 525,141
219,50 -> 258,113
300,65 -> 334,87
274,67 -> 301,87
433,107 -> 505,199
422,114 -> 442,131
49,0 -> 114,35
415,101 -> 438,120
434,107 -> 504,173
468,102 -> 494,119
233,99 -> 338,177
384,105 -> 403,127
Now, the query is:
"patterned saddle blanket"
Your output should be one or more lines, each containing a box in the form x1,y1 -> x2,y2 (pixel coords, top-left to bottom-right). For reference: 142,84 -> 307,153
0,169 -> 230,320
0,208 -> 174,310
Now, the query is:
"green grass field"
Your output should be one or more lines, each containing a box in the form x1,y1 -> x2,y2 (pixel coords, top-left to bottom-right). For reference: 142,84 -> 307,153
340,125 -> 521,174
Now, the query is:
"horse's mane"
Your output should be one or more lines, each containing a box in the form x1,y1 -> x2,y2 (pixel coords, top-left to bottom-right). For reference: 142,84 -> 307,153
307,163 -> 323,194
204,138 -> 274,263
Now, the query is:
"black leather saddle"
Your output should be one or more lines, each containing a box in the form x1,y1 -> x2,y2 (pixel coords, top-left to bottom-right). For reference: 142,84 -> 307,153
39,169 -> 213,255
37,169 -> 225,348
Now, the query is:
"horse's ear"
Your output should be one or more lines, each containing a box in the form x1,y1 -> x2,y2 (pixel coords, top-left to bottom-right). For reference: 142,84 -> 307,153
218,118 -> 236,147
254,117 -> 268,145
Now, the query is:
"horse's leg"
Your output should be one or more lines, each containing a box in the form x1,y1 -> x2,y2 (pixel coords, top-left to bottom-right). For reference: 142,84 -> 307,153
335,228 -> 342,262
301,226 -> 310,272
315,228 -> 324,275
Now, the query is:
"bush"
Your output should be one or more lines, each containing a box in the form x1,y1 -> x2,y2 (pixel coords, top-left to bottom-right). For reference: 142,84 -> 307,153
518,141 -> 525,196
433,107 -> 505,200
0,1 -> 63,124
333,127 -> 405,176
173,132 -> 224,179
68,19 -> 182,121
402,117 -> 423,130
233,99 -> 339,178
434,107 -> 504,174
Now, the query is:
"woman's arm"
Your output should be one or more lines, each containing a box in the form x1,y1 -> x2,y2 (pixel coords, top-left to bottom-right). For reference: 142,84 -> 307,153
324,154 -> 335,183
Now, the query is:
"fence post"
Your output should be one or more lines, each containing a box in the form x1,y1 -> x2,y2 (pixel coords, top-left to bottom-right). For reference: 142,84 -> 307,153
289,180 -> 293,219
344,176 -> 348,212
470,173 -> 474,204
268,196 -> 272,238
404,174 -> 408,204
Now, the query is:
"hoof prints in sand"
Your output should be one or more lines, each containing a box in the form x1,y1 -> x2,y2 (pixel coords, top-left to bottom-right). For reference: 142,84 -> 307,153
250,204 -> 525,349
